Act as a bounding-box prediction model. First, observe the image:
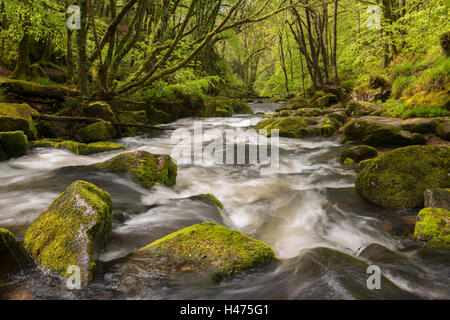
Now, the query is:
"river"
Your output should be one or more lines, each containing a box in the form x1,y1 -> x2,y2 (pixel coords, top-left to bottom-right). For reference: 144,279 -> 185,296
0,102 -> 449,299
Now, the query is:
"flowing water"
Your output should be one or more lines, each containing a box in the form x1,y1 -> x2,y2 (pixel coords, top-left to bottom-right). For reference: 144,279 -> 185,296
0,102 -> 449,300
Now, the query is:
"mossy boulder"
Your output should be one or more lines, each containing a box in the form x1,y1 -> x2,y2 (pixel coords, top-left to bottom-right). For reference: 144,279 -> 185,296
75,121 -> 116,143
414,208 -> 450,250
30,139 -> 125,155
424,188 -> 450,211
342,119 -> 426,147
121,222 -> 275,281
355,146 -> 450,208
93,150 -> 177,188
79,142 -> 125,155
83,101 -> 116,122
254,116 -> 313,138
30,139 -> 84,155
0,131 -> 28,160
310,91 -> 339,109
23,181 -> 113,285
0,228 -> 17,255
341,145 -> 378,163
320,124 -> 336,137
0,79 -> 76,101
116,111 -> 148,137
436,121 -> 450,141
343,157 -> 357,170
345,100 -> 377,117
209,97 -> 254,116
191,194 -> 224,209
0,103 -> 38,140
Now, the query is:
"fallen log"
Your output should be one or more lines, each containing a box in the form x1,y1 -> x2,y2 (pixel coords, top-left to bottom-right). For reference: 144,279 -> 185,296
0,79 -> 77,101
33,114 -> 175,131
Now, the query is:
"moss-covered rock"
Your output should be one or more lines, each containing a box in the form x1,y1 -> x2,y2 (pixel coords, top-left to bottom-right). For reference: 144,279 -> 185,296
30,139 -> 84,155
0,228 -> 17,255
424,188 -> 450,211
23,181 -> 113,284
355,146 -> 450,208
75,121 -> 116,143
116,111 -> 148,137
0,131 -> 28,160
93,150 -> 177,188
345,100 -> 378,117
191,194 -> 224,209
436,121 -> 450,141
319,124 -> 336,137
254,116 -> 313,138
30,139 -> 125,155
83,101 -> 116,122
0,103 -> 38,140
357,158 -> 375,172
414,208 -> 450,250
341,145 -> 378,163
79,142 -> 125,155
343,157 -> 357,169
342,119 -> 426,146
122,222 -> 275,280
209,96 -> 254,116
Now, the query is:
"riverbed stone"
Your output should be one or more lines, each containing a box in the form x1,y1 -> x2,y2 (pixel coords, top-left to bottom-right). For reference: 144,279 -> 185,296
414,207 -> 450,250
23,181 -> 113,285
341,145 -> 377,163
75,121 -> 116,143
0,131 -> 28,160
355,146 -> 450,209
120,222 -> 275,282
0,103 -> 38,140
93,150 -> 177,188
342,119 -> 426,147
190,194 -> 224,209
424,188 -> 450,211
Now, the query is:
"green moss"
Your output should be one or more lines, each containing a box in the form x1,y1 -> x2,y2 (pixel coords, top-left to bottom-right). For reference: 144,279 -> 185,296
343,157 -> 356,169
436,121 -> 450,140
341,145 -> 378,163
0,228 -> 16,255
83,101 -> 116,122
208,96 -> 253,116
254,116 -> 311,138
138,222 -> 275,277
30,139 -> 86,155
75,121 -> 116,143
342,119 -> 426,146
0,131 -> 28,159
0,103 -> 38,140
320,124 -> 336,137
215,108 -> 233,117
79,142 -> 125,155
195,194 -> 224,209
414,208 -> 450,250
116,111 -> 148,137
355,146 -> 450,208
93,150 -> 177,188
23,181 -> 112,283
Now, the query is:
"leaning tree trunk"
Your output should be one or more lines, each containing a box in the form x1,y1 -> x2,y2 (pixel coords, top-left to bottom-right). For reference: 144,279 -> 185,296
13,0 -> 31,79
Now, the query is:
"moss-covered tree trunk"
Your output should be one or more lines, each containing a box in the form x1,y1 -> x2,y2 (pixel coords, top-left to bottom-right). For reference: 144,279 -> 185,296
13,0 -> 31,79
77,0 -> 89,93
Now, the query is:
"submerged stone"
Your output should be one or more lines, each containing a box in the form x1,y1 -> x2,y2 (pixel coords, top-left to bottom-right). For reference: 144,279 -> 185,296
93,150 -> 177,188
355,146 -> 450,209
414,207 -> 450,250
23,181 -> 113,284
0,103 -> 38,140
